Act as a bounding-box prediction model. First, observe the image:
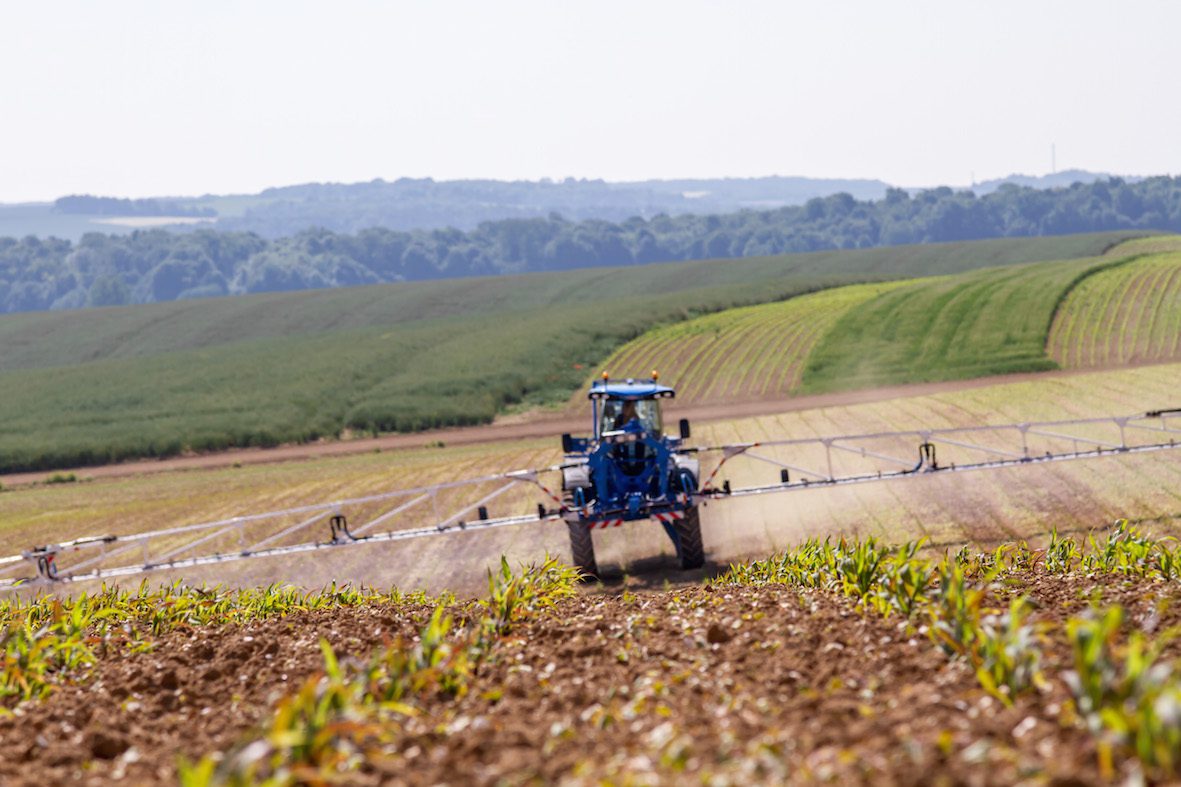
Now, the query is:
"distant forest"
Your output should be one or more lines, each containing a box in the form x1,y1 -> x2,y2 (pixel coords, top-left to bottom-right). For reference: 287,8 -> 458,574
2,176 -> 1179,314
53,195 -> 215,218
215,175 -> 891,236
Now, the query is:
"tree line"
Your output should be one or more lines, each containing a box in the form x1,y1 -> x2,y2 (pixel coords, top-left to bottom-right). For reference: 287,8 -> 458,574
53,195 -> 216,217
216,175 -> 890,236
3,176 -> 1179,314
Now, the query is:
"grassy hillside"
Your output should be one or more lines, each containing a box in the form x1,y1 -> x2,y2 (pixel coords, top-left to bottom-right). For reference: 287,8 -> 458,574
592,281 -> 910,404
582,235 -> 1181,407
797,256 -> 1121,392
1049,249 -> 1181,368
0,231 -> 1134,374
0,233 -> 1141,472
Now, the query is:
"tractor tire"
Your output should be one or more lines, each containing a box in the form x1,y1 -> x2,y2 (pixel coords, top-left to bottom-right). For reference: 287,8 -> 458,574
674,507 -> 705,570
566,520 -> 598,578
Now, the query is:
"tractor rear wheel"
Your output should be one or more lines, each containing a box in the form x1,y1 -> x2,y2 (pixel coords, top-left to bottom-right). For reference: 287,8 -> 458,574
674,507 -> 705,570
566,520 -> 598,578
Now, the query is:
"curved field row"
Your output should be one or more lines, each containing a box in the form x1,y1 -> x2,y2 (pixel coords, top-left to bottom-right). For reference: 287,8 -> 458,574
1048,251 -> 1181,368
797,255 -> 1115,393
588,282 -> 909,405
1100,234 -> 1181,259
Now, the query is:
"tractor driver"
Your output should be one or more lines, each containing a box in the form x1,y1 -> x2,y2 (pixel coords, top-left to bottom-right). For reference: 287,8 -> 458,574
613,400 -> 639,430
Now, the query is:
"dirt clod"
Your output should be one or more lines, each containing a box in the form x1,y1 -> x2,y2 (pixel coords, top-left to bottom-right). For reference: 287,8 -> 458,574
86,728 -> 129,760
705,622 -> 731,644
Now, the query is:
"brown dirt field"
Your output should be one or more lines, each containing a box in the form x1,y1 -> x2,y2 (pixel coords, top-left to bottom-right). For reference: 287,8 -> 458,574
0,363 -> 1167,489
4,573 -> 1180,785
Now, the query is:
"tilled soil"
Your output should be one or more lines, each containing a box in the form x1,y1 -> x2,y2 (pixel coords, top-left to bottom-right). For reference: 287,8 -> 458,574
0,603 -> 440,785
3,576 -> 1180,785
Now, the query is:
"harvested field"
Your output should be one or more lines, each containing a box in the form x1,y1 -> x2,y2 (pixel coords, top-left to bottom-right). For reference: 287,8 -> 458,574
1049,251 -> 1181,369
7,530 -> 1181,784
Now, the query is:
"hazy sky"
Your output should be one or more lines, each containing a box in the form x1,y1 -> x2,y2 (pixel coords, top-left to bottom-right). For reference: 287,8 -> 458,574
1,1 -> 1178,202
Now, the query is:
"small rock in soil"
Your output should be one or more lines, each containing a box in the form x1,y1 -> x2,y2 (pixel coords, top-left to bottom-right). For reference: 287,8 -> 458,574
86,728 -> 130,760
706,623 -> 732,644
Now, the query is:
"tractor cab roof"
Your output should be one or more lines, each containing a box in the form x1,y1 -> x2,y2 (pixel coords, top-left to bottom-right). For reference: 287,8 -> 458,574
588,378 -> 675,401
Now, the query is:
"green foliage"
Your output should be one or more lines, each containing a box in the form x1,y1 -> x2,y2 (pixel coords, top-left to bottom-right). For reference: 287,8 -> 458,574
1045,527 -> 1082,573
972,598 -> 1045,704
1081,518 -> 1181,577
477,555 -> 580,649
926,556 -> 986,655
721,522 -> 1181,770
0,175 -> 1171,315
209,611 -> 471,783
713,536 -> 925,619
0,581 -> 430,707
184,555 -> 579,786
875,540 -> 933,618
1050,250 -> 1181,368
927,566 -> 1043,705
598,281 -> 910,401
1065,607 -> 1181,775
801,255 -> 1124,391
43,472 -> 77,484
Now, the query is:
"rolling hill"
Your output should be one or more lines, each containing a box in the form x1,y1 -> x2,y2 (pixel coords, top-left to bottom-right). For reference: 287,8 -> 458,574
592,281 -> 910,404
580,235 -> 1181,406
1049,243 -> 1181,369
0,234 -> 1133,473
796,256 -> 1110,391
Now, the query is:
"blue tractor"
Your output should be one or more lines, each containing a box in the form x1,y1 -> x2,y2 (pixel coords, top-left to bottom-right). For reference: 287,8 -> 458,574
560,374 -> 703,576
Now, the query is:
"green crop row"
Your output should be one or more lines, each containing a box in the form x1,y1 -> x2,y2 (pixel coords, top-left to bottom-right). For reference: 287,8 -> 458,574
1049,251 -> 1181,369
715,521 -> 1181,777
0,581 -> 437,707
585,235 -> 1181,408
799,256 -> 1113,392
594,281 -> 909,403
179,556 -> 580,786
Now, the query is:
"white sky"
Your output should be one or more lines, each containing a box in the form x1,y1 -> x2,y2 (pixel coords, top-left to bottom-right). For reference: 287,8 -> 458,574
1,0 -> 1178,202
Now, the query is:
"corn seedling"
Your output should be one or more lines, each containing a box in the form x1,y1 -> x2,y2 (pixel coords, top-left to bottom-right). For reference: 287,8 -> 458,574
1045,527 -> 1081,574
185,557 -> 578,785
1,580 -> 434,707
1065,606 -> 1181,775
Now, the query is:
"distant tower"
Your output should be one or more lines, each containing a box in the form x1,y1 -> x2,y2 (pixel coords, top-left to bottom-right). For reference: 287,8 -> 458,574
1051,143 -> 1056,175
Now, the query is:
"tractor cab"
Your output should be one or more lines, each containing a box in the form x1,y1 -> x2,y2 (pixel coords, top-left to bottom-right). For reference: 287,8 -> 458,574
559,374 -> 703,576
590,378 -> 674,440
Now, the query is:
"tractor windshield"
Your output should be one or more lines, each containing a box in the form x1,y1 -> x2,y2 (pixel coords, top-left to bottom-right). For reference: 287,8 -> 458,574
600,398 -> 662,436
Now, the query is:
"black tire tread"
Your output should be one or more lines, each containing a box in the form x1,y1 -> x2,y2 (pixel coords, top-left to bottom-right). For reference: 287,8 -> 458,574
566,520 -> 598,578
674,507 -> 705,570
